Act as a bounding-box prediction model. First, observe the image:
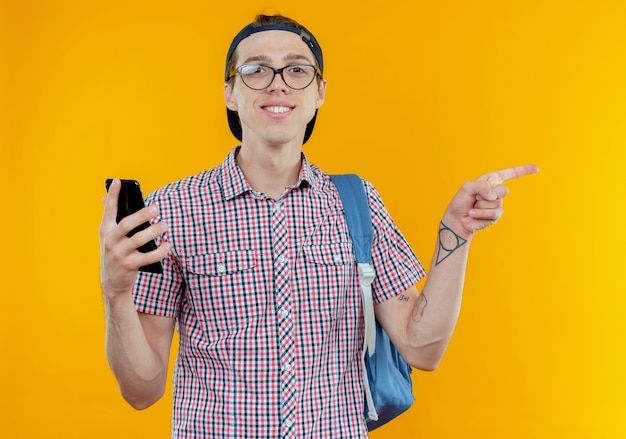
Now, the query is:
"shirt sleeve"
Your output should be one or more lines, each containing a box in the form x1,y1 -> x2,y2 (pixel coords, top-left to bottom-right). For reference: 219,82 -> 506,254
131,191 -> 185,318
365,180 -> 426,304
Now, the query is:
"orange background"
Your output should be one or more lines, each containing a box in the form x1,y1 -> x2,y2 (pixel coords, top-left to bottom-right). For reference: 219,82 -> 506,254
2,0 -> 625,437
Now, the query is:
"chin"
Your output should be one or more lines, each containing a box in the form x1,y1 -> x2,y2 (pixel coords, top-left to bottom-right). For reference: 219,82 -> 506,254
263,131 -> 304,146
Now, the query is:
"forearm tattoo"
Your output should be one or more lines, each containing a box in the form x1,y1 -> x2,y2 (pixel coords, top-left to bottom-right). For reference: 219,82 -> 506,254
435,221 -> 467,266
411,293 -> 428,322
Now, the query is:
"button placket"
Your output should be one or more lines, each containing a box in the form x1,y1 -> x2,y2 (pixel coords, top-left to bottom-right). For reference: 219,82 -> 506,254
270,199 -> 298,438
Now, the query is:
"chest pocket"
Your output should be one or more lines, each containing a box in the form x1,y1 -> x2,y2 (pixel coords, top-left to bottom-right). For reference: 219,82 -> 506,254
184,250 -> 264,332
300,242 -> 355,318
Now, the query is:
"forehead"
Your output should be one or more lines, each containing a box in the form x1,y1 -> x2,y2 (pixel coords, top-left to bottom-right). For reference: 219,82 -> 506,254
234,30 -> 315,64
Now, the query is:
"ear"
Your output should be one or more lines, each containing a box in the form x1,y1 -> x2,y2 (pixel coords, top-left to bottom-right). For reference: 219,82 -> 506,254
224,82 -> 238,111
315,78 -> 327,109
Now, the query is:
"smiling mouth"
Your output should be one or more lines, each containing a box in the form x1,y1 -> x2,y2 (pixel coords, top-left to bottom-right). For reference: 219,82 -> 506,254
264,106 -> 292,113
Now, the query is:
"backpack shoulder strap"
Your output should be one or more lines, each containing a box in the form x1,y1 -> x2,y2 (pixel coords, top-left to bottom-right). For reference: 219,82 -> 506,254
329,173 -> 380,422
329,174 -> 373,264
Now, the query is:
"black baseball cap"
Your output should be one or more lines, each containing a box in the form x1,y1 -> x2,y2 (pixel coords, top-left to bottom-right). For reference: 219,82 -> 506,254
224,21 -> 324,144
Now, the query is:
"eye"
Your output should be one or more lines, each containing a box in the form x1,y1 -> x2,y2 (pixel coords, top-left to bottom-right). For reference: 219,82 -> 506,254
286,65 -> 311,76
239,64 -> 268,76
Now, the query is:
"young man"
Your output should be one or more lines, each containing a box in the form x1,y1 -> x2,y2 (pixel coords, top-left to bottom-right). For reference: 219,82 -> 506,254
99,14 -> 537,438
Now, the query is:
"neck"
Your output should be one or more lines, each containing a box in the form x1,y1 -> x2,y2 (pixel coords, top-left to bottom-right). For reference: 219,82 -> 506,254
236,143 -> 303,199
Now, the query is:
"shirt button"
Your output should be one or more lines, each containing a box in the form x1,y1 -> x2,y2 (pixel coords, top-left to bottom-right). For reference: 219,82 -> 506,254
217,264 -> 226,273
285,419 -> 294,428
279,309 -> 289,318
278,255 -> 287,264
333,254 -> 342,263
283,364 -> 292,372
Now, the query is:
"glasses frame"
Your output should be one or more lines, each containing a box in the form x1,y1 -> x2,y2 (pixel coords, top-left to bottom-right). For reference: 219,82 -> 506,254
228,63 -> 322,91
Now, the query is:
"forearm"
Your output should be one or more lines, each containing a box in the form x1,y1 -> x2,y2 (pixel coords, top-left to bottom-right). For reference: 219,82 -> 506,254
405,217 -> 472,369
393,165 -> 538,370
104,292 -> 168,409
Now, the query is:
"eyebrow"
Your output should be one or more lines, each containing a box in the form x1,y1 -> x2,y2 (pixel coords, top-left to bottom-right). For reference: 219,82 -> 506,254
242,53 -> 314,65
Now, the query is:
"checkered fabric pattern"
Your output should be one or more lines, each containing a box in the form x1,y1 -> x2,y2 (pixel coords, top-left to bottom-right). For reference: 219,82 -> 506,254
132,147 -> 425,438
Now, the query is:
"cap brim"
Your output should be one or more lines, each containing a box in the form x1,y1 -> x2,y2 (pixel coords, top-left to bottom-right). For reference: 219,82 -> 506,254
227,108 -> 243,142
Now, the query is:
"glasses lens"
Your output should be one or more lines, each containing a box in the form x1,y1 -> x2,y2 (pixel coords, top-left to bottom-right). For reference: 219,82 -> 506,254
238,64 -> 317,90
238,65 -> 271,90
282,65 -> 316,90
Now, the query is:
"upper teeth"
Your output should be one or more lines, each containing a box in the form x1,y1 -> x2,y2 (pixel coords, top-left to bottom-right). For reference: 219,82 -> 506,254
266,106 -> 290,113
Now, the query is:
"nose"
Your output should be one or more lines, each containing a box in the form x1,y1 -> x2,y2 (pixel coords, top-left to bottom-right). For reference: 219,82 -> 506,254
267,70 -> 289,92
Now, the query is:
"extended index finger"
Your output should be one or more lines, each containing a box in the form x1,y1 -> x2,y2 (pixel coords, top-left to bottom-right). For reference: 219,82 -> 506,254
102,178 -> 120,225
479,164 -> 539,186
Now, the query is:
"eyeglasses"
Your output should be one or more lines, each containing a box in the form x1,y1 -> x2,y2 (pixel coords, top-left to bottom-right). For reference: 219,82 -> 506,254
228,64 -> 321,90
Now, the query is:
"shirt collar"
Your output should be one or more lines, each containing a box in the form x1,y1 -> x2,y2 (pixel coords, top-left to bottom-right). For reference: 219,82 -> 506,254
220,146 -> 320,200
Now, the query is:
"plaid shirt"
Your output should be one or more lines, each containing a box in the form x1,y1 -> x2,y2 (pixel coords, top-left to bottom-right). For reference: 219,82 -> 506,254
133,147 -> 425,438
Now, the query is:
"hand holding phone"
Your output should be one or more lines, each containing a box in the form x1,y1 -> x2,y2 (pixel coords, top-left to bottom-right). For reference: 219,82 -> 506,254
104,179 -> 163,274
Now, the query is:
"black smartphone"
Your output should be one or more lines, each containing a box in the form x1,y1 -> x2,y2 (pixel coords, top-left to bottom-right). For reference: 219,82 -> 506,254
105,179 -> 163,274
